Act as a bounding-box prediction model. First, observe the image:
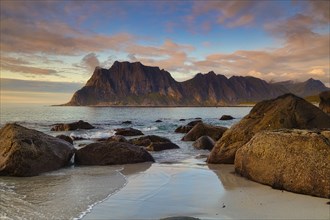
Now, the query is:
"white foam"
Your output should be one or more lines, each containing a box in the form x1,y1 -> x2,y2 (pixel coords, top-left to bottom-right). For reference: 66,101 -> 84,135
141,126 -> 158,131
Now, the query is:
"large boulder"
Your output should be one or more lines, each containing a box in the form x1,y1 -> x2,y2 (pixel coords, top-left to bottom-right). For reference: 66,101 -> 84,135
75,142 -> 154,165
182,123 -> 227,141
146,142 -> 180,151
0,124 -> 75,177
115,127 -> 144,136
208,94 -> 330,164
193,136 -> 215,151
51,120 -> 94,131
129,135 -> 171,146
175,120 -> 202,133
235,129 -> 330,198
319,90 -> 330,114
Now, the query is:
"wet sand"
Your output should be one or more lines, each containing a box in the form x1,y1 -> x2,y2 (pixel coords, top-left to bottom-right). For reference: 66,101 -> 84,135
83,161 -> 329,220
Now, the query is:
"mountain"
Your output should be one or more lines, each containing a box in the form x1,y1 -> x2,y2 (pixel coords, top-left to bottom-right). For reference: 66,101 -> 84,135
64,61 -> 328,106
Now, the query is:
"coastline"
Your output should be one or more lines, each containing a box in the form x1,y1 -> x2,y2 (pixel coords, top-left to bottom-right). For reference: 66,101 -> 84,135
82,161 -> 330,220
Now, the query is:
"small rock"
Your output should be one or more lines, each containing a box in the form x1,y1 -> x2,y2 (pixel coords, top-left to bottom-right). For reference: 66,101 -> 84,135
107,135 -> 127,143
115,128 -> 144,136
122,121 -> 132,124
179,119 -> 186,121
193,136 -> 215,151
51,120 -> 94,131
146,142 -> 180,151
129,135 -> 171,146
219,115 -> 234,120
155,120 -> 162,123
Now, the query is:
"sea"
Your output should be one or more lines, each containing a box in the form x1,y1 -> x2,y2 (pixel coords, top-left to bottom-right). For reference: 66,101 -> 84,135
0,104 -> 251,219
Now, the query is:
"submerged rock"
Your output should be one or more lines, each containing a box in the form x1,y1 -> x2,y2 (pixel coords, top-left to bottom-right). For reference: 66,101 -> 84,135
129,135 -> 171,146
235,129 -> 330,198
193,136 -> 215,151
146,142 -> 180,151
319,90 -> 330,114
75,142 -> 154,165
208,94 -> 330,164
155,120 -> 163,123
56,135 -> 73,145
219,115 -> 234,120
122,120 -> 132,124
115,127 -> 144,136
0,124 -> 75,177
182,123 -> 227,141
51,120 -> 94,131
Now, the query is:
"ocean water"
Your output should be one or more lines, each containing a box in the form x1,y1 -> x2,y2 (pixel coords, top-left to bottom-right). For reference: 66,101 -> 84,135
0,105 -> 251,219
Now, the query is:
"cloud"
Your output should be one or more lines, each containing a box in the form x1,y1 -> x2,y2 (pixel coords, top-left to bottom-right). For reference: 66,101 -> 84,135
0,78 -> 83,93
0,56 -> 59,76
81,53 -> 100,72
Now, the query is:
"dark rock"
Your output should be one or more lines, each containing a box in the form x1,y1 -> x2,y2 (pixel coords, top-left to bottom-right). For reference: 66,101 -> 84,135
129,135 -> 171,146
71,136 -> 86,141
208,94 -> 330,164
219,115 -> 234,120
146,142 -> 180,151
56,135 -> 73,145
51,120 -> 94,131
235,129 -> 330,198
319,90 -> 330,114
179,119 -> 186,121
195,117 -> 202,120
187,120 -> 202,126
0,124 -> 75,177
155,120 -> 162,123
115,127 -> 144,136
122,120 -> 132,124
193,136 -> 215,151
175,120 -> 202,133
182,123 -> 227,141
75,142 -> 154,165
106,135 -> 127,142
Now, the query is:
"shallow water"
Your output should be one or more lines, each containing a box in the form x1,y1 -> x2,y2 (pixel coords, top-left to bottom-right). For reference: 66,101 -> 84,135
0,105 -> 252,219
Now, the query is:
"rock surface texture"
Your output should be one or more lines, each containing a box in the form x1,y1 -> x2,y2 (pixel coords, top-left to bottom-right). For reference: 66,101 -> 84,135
235,129 -> 330,198
75,142 -> 154,165
0,124 -> 75,176
208,94 -> 330,164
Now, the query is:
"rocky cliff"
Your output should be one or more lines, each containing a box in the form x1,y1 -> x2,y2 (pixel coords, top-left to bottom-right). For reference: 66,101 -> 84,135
64,61 -> 328,106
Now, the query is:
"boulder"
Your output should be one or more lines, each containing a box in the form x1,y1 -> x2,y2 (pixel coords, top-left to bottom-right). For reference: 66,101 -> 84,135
219,115 -> 234,120
193,136 -> 215,151
75,142 -> 154,165
56,135 -> 73,145
51,120 -> 94,131
235,129 -> 330,198
175,120 -> 202,133
0,124 -> 75,177
208,94 -> 330,164
182,123 -> 227,141
115,127 -> 144,136
129,135 -> 171,146
319,90 -> 330,114
146,142 -> 180,151
106,135 -> 127,143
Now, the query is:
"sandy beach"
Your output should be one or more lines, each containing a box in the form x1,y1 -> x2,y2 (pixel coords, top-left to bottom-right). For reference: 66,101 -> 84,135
83,160 -> 330,220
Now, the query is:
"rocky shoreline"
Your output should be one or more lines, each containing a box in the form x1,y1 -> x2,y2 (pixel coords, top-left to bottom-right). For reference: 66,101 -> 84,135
1,92 -> 330,199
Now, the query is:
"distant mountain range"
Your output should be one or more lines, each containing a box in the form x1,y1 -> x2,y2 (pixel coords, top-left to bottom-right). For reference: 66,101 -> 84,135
64,61 -> 328,106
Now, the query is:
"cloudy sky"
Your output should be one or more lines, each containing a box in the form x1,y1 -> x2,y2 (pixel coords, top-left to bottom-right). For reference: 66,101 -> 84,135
1,0 -> 329,104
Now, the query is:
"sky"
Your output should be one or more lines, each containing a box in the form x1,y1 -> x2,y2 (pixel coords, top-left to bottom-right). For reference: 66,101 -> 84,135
0,0 -> 329,104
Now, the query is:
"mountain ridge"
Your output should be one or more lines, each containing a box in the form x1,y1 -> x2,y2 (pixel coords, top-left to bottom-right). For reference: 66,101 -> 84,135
64,61 -> 328,106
